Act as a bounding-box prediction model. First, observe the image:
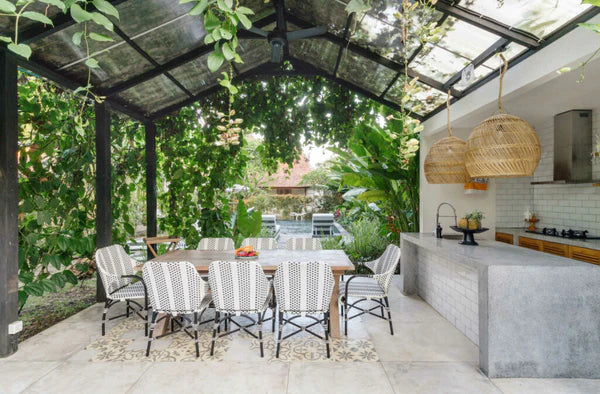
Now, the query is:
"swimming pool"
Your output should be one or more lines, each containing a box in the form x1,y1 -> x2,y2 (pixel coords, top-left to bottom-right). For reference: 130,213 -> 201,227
277,220 -> 341,235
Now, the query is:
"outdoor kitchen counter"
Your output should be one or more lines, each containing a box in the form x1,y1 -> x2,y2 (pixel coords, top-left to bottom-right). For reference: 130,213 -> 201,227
496,227 -> 600,251
400,233 -> 600,379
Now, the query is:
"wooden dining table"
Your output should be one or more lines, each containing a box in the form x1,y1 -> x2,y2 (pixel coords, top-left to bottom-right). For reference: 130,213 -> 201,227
138,248 -> 355,338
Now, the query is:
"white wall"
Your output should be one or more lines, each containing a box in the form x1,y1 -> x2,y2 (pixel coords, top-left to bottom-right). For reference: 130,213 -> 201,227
420,127 -> 497,239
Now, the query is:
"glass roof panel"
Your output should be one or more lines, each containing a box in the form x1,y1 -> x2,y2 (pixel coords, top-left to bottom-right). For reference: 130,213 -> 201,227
236,40 -> 271,73
384,76 -> 447,116
169,56 -> 221,95
285,0 -> 347,35
118,74 -> 186,113
411,17 -> 503,84
337,50 -> 396,96
133,15 -> 206,64
30,23 -> 122,69
60,45 -> 155,89
0,3 -> 62,36
289,39 -> 339,74
113,0 -> 194,37
463,0 -> 592,38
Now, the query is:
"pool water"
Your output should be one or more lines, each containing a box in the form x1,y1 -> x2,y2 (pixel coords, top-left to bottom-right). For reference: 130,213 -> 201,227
277,220 -> 340,235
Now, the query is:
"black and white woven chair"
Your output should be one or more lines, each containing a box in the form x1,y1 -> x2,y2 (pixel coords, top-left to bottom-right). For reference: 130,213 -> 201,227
196,237 -> 235,251
208,260 -> 273,357
96,245 -> 148,336
241,237 -> 278,250
339,244 -> 401,336
273,261 -> 334,358
285,237 -> 323,250
143,261 -> 212,358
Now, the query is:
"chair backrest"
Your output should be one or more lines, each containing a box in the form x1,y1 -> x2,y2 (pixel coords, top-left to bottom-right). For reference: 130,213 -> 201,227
274,261 -> 334,314
208,260 -> 270,314
143,261 -> 206,314
312,213 -> 334,224
261,215 -> 277,226
95,245 -> 135,294
241,237 -> 278,250
371,244 -> 401,293
197,237 -> 235,251
285,237 -> 322,250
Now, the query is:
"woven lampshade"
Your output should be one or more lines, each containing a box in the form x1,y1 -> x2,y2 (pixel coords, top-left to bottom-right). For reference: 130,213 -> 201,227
465,54 -> 541,178
424,136 -> 469,183
424,90 -> 468,184
465,113 -> 540,177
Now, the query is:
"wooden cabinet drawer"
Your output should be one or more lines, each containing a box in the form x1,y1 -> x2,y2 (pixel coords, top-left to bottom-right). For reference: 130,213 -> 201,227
541,241 -> 569,257
518,236 -> 543,251
569,246 -> 600,265
495,232 -> 514,245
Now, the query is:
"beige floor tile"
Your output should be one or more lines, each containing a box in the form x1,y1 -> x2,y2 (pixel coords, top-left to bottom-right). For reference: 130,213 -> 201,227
492,378 -> 600,394
366,319 -> 478,362
287,361 -> 394,394
129,361 -> 289,394
383,361 -> 500,394
0,361 -> 60,394
22,361 -> 150,394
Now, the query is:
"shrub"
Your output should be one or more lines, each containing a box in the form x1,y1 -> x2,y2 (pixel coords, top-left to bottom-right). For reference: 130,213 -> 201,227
345,218 -> 388,263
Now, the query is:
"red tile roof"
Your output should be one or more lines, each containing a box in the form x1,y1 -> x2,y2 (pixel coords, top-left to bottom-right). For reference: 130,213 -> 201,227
267,155 -> 311,188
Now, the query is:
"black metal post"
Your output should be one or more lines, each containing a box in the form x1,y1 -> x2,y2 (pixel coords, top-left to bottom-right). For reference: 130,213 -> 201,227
145,121 -> 157,258
0,49 -> 19,357
95,102 -> 111,302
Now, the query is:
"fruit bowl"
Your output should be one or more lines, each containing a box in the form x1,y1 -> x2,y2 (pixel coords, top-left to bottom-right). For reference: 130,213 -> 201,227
235,246 -> 260,260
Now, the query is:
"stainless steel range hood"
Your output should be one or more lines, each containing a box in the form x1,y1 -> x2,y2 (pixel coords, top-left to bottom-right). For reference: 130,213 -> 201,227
532,110 -> 597,184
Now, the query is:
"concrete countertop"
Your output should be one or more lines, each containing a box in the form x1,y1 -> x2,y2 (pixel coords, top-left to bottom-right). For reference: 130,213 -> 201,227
496,227 -> 600,251
401,232 -> 589,269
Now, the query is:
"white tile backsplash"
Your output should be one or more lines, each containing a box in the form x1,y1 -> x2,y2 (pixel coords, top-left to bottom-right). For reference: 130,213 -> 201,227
495,111 -> 600,232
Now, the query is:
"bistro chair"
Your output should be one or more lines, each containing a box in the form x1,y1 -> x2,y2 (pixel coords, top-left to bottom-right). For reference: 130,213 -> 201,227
285,237 -> 323,251
339,244 -> 401,336
241,237 -> 278,250
208,260 -> 273,357
197,237 -> 235,251
273,261 -> 334,358
143,261 -> 212,358
95,245 -> 149,336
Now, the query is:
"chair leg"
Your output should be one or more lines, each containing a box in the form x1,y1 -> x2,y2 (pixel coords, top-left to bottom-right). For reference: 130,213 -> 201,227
272,305 -> 276,332
384,296 -> 394,336
258,313 -> 264,358
194,312 -> 199,358
144,306 -> 149,337
276,311 -> 284,358
324,312 -> 331,359
126,300 -> 130,317
344,296 -> 349,336
102,300 -> 110,336
210,311 -> 220,356
146,311 -> 158,357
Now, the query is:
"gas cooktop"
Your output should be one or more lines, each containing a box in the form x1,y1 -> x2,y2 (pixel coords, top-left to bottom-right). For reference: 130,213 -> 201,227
526,227 -> 600,240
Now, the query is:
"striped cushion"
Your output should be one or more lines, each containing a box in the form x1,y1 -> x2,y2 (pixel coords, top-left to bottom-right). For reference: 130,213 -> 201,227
241,238 -> 278,250
197,238 -> 235,251
285,238 -> 322,250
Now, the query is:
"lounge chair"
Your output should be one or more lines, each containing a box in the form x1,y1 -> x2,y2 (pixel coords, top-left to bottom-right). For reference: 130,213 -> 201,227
312,213 -> 334,237
261,214 -> 281,240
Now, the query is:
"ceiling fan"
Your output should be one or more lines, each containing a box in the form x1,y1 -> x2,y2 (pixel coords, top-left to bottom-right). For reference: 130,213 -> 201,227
246,0 -> 327,63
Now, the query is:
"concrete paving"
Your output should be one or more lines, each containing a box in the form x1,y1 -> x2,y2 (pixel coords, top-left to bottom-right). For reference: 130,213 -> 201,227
2,277 -> 599,394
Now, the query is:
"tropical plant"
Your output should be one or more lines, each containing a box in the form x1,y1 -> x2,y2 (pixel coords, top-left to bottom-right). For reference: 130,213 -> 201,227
344,218 -> 389,263
232,199 -> 262,247
330,109 -> 421,240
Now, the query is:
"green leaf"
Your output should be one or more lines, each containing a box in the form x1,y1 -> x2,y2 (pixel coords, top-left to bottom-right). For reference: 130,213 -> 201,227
39,0 -> 67,13
583,0 -> 600,6
0,0 -> 16,13
57,236 -> 69,251
62,270 -> 78,285
217,0 -> 231,12
50,255 -> 62,270
345,0 -> 370,14
89,32 -> 113,42
22,11 -> 54,25
19,271 -> 35,284
220,28 -> 232,40
189,0 -> 208,16
207,50 -> 224,72
51,273 -> 66,288
579,22 -> 600,33
222,42 -> 235,61
24,283 -> 44,297
92,0 -> 119,19
70,4 -> 93,23
72,31 -> 83,45
0,35 -> 11,43
40,278 -> 57,293
236,6 -> 254,15
85,58 -> 100,68
37,210 -> 50,225
124,222 -> 135,235
357,189 -> 387,202
204,9 -> 220,31
18,290 -> 28,309
90,11 -> 113,30
237,13 -> 252,29
7,43 -> 32,59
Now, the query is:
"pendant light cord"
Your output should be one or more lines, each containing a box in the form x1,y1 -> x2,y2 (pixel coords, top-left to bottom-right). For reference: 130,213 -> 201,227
498,53 -> 508,114
446,89 -> 452,136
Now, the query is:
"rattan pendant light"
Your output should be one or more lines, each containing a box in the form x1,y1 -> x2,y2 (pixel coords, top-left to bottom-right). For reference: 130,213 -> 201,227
424,91 -> 468,184
465,55 -> 541,178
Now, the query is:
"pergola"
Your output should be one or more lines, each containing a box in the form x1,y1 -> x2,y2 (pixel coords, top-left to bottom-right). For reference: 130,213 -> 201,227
0,0 -> 597,357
